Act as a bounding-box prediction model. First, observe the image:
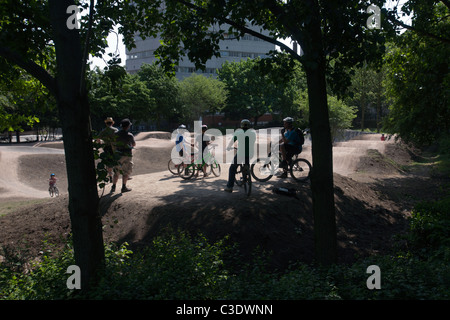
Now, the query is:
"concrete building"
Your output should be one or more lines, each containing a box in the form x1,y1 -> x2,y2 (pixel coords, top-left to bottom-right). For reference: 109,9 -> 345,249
125,24 -> 276,79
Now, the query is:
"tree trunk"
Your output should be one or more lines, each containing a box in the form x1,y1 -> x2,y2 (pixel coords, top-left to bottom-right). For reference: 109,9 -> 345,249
302,3 -> 337,265
49,0 -> 105,290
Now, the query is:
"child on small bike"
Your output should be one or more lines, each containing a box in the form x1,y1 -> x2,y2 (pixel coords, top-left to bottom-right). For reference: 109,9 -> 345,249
49,173 -> 57,188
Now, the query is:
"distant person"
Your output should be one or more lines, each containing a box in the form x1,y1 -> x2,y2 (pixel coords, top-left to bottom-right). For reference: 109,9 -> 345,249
279,117 -> 304,178
97,117 -> 118,182
48,173 -> 57,190
111,119 -> 136,193
175,124 -> 187,157
224,119 -> 256,193
192,124 -> 211,178
381,133 -> 385,141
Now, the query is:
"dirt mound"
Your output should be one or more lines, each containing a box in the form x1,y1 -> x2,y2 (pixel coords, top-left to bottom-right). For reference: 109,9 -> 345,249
0,133 -> 438,269
134,131 -> 172,141
0,169 -> 409,268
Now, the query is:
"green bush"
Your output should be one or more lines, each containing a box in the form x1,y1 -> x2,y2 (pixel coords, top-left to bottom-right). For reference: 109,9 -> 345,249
86,232 -> 231,299
408,196 -> 450,256
1,212 -> 449,300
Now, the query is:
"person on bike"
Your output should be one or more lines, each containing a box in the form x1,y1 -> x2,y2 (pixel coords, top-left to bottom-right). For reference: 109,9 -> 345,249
49,173 -> 57,190
175,124 -> 187,157
192,124 -> 211,178
97,117 -> 118,182
111,118 -> 136,193
279,117 -> 303,178
224,119 -> 256,192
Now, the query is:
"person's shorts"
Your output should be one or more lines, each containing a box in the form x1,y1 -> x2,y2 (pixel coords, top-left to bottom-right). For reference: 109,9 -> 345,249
285,144 -> 302,159
114,155 -> 133,176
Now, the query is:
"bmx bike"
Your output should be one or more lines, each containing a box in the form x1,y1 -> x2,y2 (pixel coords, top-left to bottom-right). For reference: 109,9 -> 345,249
49,184 -> 59,197
177,144 -> 221,179
251,142 -> 311,183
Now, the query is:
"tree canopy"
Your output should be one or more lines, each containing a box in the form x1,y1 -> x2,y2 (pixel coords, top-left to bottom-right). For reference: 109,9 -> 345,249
383,2 -> 450,146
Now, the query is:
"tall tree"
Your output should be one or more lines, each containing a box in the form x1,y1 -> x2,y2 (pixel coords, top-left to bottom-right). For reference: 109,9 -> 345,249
178,73 -> 227,125
122,0 -> 387,265
0,0 -> 125,289
137,63 -> 182,130
384,1 -> 449,145
218,58 -> 300,127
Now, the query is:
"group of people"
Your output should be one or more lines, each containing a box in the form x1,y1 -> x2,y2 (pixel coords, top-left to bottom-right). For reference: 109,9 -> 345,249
176,117 -> 304,193
50,116 -> 304,195
225,116 -> 304,192
97,117 -> 136,193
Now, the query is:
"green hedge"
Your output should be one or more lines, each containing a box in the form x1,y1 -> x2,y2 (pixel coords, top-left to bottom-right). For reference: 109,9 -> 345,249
1,196 -> 449,300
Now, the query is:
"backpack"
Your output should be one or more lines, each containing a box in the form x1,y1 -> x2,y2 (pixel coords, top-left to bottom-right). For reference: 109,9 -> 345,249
296,128 -> 305,146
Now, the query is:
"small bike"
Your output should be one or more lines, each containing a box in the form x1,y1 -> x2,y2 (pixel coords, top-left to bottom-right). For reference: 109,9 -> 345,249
251,141 -> 311,183
49,184 -> 59,197
230,147 -> 252,196
177,144 -> 221,179
234,163 -> 252,197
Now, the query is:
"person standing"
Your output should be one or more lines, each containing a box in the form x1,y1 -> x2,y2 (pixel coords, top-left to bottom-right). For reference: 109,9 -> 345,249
97,117 -> 118,182
193,124 -> 211,178
111,118 -> 136,193
224,119 -> 256,192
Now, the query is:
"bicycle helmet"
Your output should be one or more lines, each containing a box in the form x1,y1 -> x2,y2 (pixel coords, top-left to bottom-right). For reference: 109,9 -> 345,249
240,119 -> 251,129
202,124 -> 208,129
50,173 -> 55,176
178,124 -> 186,129
283,117 -> 294,123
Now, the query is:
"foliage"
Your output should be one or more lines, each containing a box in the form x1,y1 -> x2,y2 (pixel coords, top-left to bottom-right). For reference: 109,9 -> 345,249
299,93 -> 357,141
178,73 -> 227,124
408,196 -> 450,256
0,241 -> 76,300
136,63 -> 183,129
217,58 -> 307,127
0,68 -> 46,133
88,65 -> 155,131
2,210 -> 449,300
383,2 -> 450,146
345,62 -> 388,131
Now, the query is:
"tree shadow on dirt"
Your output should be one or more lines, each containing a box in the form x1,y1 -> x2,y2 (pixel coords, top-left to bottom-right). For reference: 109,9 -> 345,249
100,171 -> 412,270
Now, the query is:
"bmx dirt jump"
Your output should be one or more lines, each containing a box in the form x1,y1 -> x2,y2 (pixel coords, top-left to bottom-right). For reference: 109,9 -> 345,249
0,130 -> 444,268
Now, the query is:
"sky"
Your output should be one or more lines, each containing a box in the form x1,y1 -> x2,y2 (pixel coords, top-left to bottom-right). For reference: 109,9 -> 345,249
89,26 -> 126,69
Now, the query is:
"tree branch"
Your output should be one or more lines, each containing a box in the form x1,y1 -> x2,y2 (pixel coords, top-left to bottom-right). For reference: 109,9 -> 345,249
80,0 -> 95,95
174,0 -> 304,61
386,13 -> 450,44
0,44 -> 57,96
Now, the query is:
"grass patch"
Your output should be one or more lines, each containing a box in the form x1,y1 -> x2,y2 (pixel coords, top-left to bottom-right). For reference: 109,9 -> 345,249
0,198 -> 49,217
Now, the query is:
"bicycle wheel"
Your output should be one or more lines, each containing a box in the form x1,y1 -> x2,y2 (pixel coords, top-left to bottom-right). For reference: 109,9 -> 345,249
168,158 -> 181,175
54,186 -> 60,197
290,158 -> 311,182
178,163 -> 196,180
49,187 -> 54,197
236,165 -> 245,187
251,158 -> 274,182
210,161 -> 221,177
243,167 -> 252,196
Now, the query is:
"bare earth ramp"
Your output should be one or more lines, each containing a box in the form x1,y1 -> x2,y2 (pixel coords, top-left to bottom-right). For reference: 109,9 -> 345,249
0,132 -> 443,267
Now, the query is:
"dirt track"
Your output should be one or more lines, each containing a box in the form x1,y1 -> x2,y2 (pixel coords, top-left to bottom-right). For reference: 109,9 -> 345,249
0,130 -> 444,267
